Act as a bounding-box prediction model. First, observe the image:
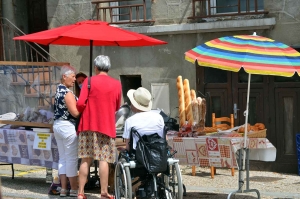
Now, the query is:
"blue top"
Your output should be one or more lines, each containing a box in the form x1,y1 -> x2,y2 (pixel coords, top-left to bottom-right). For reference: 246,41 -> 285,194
53,84 -> 78,125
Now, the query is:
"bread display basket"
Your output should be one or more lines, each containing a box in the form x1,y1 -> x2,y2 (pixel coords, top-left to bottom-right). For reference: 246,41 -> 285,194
245,129 -> 267,138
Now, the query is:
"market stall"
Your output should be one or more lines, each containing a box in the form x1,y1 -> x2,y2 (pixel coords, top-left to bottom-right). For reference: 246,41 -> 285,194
167,134 -> 276,168
0,127 -> 58,167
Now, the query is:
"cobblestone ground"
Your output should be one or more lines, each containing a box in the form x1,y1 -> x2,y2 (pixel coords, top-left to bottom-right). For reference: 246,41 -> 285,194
0,164 -> 300,199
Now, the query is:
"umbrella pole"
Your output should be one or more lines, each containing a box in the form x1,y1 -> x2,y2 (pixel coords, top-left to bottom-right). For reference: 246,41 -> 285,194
240,73 -> 251,193
89,40 -> 93,77
243,73 -> 251,167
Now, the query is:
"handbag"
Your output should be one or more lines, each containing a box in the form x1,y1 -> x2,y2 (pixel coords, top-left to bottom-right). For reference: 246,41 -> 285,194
75,76 -> 91,131
132,128 -> 168,173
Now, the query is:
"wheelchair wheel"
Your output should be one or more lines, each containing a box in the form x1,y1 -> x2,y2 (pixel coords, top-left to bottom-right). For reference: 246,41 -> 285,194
114,158 -> 132,199
165,162 -> 183,199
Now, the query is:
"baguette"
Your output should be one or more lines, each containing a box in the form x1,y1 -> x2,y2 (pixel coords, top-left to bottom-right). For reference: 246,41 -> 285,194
191,89 -> 196,101
197,97 -> 203,122
191,98 -> 199,124
201,98 -> 206,124
183,79 -> 194,125
176,76 -> 186,127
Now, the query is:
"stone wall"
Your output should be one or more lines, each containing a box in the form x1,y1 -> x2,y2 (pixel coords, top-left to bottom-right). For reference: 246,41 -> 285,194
47,0 -> 94,28
151,0 -> 192,25
265,0 -> 300,46
45,0 -> 300,119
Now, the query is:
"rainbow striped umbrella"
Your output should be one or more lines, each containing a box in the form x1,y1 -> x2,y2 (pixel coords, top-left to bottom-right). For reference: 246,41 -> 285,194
184,33 -> 300,172
185,33 -> 300,77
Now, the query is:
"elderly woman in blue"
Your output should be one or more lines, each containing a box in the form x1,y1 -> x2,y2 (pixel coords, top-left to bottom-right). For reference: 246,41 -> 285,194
53,65 -> 80,197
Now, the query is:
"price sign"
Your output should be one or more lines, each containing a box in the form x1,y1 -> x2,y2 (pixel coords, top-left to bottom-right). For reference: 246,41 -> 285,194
33,132 -> 52,150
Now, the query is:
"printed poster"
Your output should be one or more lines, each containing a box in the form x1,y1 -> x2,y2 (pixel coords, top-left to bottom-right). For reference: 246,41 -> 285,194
33,132 -> 52,150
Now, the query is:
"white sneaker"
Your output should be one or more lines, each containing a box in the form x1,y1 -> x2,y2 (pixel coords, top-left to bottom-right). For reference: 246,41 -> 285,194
0,112 -> 17,121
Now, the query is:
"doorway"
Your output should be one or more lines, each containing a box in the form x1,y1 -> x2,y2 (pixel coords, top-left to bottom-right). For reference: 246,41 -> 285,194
27,0 -> 48,61
196,63 -> 300,173
120,75 -> 142,105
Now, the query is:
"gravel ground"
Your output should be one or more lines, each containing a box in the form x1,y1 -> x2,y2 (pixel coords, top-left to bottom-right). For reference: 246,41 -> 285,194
0,164 -> 300,199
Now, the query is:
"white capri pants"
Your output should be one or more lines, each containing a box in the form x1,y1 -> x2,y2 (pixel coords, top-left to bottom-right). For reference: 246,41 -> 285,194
53,120 -> 78,177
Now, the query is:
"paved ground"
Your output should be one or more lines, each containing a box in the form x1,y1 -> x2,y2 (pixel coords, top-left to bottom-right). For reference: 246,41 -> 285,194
0,163 -> 300,199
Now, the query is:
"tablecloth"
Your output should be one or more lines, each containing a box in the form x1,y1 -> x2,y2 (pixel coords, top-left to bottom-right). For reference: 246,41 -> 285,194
0,128 -> 58,169
167,135 -> 276,168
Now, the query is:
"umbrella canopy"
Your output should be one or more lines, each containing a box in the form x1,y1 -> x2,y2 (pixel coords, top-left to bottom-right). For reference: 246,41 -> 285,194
13,20 -> 167,75
184,32 -> 300,148
184,33 -> 300,192
185,34 -> 300,77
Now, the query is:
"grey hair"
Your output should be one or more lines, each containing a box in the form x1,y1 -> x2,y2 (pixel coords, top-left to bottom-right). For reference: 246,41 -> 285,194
94,55 -> 111,72
60,65 -> 76,78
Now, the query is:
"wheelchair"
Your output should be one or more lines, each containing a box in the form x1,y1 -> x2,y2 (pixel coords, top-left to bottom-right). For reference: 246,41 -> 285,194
114,128 -> 183,199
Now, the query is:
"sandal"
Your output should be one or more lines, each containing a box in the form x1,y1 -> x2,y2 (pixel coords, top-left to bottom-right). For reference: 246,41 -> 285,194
60,189 -> 68,197
101,194 -> 115,199
77,193 -> 87,199
69,189 -> 77,197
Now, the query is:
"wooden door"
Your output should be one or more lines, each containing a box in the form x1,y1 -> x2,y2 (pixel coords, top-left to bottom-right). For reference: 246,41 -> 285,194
196,64 -> 233,126
196,63 -> 300,173
196,64 -> 267,125
232,70 -> 266,127
272,82 -> 300,173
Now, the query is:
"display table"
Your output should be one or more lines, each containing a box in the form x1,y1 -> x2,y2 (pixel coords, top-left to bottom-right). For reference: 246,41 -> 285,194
168,134 -> 276,199
167,135 -> 276,168
0,128 -> 58,170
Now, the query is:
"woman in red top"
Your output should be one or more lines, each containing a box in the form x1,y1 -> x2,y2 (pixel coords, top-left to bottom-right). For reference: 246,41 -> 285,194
76,55 -> 121,199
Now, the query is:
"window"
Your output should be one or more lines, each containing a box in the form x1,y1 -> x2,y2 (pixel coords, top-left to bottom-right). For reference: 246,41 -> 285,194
210,0 -> 264,14
110,0 -> 151,22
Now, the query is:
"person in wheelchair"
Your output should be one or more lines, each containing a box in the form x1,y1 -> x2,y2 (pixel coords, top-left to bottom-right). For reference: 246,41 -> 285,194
122,87 -> 165,152
115,87 -> 184,199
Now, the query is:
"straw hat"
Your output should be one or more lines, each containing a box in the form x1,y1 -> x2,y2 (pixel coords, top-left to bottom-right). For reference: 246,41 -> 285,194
127,87 -> 152,112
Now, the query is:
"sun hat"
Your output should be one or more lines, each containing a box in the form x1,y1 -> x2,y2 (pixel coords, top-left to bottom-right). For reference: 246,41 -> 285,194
127,87 -> 152,112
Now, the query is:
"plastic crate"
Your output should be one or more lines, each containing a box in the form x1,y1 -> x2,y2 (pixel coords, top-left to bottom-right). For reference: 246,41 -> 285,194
296,134 -> 300,175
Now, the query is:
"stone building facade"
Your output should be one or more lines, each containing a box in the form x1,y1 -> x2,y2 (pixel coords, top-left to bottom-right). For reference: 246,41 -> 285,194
1,0 -> 300,173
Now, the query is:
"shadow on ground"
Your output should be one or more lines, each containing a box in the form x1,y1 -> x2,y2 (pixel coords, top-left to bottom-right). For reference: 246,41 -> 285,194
184,192 -> 258,199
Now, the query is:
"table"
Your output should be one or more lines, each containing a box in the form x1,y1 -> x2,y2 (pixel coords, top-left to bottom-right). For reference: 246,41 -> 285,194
167,135 -> 276,168
168,135 -> 276,199
0,128 -> 59,170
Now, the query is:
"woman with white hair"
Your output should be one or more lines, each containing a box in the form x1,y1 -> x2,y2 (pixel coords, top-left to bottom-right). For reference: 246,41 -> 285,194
53,65 -> 80,197
77,55 -> 121,199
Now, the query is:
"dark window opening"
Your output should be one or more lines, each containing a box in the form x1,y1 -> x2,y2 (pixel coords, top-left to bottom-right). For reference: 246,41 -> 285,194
120,75 -> 142,105
119,0 -> 151,21
216,0 -> 264,13
204,67 -> 227,83
238,68 -> 263,83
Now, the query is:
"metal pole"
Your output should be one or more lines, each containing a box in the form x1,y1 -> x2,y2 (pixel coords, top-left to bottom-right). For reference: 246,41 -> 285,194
89,40 -> 93,77
243,73 -> 251,169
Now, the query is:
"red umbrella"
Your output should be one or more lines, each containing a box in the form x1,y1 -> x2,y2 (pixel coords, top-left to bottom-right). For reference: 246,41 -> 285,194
13,20 -> 167,75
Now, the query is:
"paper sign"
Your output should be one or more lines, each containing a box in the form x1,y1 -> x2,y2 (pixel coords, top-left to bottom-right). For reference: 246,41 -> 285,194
33,132 -> 52,150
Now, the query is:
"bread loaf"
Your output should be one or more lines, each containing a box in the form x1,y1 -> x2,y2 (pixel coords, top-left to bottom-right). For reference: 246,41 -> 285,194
197,97 -> 203,122
183,79 -> 194,125
176,76 -> 186,127
254,123 -> 265,130
191,89 -> 196,101
201,98 -> 206,123
191,98 -> 199,124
